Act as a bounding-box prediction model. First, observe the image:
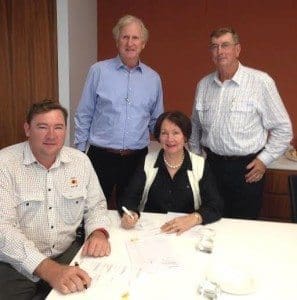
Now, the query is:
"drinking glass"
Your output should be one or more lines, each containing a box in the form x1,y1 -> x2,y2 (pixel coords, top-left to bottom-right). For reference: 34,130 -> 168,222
195,227 -> 215,253
197,278 -> 221,299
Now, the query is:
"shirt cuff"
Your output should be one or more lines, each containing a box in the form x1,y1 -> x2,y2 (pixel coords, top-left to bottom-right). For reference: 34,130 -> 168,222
257,152 -> 274,167
21,249 -> 47,278
91,228 -> 109,239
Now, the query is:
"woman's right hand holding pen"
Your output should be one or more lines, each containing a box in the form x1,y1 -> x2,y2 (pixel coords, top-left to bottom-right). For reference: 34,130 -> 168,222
121,206 -> 139,229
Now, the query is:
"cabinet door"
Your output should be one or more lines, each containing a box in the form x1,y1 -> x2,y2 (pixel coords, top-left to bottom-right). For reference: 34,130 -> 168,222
260,169 -> 297,222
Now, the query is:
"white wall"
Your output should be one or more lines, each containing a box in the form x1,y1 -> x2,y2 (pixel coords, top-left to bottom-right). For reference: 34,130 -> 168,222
56,0 -> 97,146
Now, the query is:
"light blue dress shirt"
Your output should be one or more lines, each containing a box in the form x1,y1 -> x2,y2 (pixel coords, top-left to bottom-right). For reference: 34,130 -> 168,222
74,56 -> 164,151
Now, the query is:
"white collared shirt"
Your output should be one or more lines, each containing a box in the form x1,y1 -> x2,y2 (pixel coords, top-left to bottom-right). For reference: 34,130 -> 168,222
189,63 -> 292,166
0,142 -> 109,281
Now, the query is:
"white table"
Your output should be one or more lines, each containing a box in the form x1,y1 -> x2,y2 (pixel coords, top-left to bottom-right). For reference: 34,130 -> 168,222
47,211 -> 297,300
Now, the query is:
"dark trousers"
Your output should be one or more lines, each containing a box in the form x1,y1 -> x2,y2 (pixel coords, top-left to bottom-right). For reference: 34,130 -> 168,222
0,240 -> 82,300
87,145 -> 147,210
206,153 -> 264,220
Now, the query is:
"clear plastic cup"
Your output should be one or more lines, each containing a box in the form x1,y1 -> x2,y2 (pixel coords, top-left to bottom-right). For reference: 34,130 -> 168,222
197,278 -> 221,299
195,228 -> 216,253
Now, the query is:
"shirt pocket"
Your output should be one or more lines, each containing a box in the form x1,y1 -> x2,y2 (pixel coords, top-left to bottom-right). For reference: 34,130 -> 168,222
197,102 -> 212,129
230,100 -> 255,113
60,189 -> 86,224
229,100 -> 256,127
15,194 -> 44,227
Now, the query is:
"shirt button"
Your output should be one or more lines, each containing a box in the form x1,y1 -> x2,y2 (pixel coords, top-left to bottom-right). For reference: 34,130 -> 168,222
48,188 -> 51,191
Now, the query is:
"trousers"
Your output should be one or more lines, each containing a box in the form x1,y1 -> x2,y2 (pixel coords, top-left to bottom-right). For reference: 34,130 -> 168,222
206,151 -> 264,219
0,240 -> 82,300
87,145 -> 147,210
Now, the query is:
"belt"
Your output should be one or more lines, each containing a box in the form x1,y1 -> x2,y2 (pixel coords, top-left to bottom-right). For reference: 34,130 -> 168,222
92,145 -> 145,156
204,147 -> 261,161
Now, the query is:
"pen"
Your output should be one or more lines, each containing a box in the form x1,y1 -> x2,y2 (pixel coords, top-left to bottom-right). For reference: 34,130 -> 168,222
74,262 -> 88,289
122,206 -> 135,220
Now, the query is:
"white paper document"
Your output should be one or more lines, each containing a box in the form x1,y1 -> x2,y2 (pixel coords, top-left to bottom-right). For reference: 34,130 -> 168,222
126,235 -> 182,273
47,259 -> 135,300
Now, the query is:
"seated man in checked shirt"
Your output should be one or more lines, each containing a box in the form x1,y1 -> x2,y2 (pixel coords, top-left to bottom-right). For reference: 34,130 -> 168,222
0,100 -> 110,299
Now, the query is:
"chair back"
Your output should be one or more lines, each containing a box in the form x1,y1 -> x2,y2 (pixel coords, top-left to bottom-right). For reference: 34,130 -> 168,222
288,175 -> 297,223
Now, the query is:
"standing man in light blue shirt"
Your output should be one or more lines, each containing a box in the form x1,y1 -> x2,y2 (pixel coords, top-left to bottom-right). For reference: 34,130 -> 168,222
74,15 -> 164,210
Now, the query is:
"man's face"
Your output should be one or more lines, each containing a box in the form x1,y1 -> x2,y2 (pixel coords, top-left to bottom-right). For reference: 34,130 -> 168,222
210,33 -> 241,68
117,21 -> 146,68
24,109 -> 66,167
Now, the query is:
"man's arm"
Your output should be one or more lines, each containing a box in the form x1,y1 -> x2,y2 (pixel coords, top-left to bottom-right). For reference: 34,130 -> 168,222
34,258 -> 91,294
189,84 -> 203,155
256,75 -> 292,166
0,167 -> 47,281
74,64 -> 100,152
81,156 -> 111,254
149,75 -> 164,133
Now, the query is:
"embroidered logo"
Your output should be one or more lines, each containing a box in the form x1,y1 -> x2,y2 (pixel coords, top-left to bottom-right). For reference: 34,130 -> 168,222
70,177 -> 78,187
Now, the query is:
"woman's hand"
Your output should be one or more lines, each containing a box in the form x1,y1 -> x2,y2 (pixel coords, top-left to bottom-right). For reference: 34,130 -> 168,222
121,212 -> 139,229
161,213 -> 201,235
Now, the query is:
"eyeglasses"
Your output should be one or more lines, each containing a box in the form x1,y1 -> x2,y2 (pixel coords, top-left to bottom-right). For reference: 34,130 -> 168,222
209,42 -> 238,51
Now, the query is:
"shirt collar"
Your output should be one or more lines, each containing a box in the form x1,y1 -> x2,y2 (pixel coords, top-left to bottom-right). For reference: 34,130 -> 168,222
230,62 -> 243,85
155,148 -> 193,171
23,141 -> 71,168
115,55 -> 143,72
213,62 -> 243,86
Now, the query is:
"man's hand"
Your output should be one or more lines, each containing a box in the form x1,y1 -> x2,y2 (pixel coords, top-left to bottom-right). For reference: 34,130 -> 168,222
35,258 -> 91,294
245,158 -> 266,183
82,230 -> 111,257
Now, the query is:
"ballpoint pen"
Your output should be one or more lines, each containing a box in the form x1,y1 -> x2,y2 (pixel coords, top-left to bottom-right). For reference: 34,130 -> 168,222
122,206 -> 135,220
74,262 -> 88,289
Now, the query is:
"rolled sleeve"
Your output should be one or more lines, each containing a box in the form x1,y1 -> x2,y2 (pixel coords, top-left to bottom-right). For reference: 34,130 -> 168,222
83,160 -> 110,238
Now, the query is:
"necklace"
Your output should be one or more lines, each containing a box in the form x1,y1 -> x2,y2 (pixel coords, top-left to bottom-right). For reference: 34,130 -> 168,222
163,153 -> 184,169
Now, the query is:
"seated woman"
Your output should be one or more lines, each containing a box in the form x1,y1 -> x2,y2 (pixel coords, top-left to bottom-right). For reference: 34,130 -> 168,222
120,111 -> 223,234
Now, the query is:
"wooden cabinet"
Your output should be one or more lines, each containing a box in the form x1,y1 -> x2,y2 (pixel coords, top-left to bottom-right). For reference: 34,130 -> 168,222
260,169 -> 297,222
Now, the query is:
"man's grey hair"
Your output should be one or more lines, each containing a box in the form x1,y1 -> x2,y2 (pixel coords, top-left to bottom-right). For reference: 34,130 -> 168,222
112,15 -> 149,43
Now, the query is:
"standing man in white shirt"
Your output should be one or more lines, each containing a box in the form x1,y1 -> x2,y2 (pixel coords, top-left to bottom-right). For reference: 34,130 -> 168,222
189,27 -> 292,219
74,15 -> 164,210
0,100 -> 110,299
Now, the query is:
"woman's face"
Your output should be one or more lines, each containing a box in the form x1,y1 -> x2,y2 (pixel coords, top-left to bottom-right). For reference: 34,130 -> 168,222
159,119 -> 186,156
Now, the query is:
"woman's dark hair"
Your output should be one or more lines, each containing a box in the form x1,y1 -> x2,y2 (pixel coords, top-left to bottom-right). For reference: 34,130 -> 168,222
154,111 -> 192,142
